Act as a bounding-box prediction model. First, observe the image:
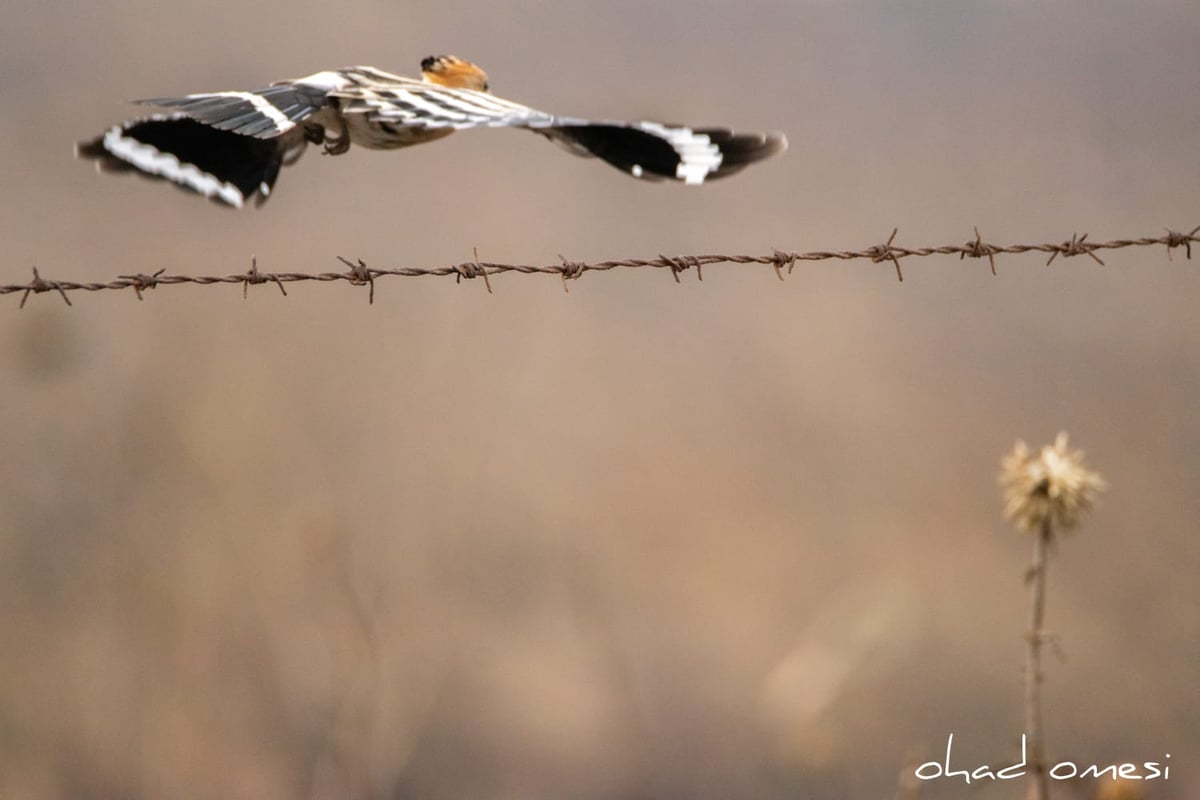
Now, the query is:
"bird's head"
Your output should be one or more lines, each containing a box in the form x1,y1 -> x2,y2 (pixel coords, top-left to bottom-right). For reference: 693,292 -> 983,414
420,55 -> 489,92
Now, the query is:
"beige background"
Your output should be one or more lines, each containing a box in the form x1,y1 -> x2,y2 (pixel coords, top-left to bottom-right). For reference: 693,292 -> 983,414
1,2 -> 1197,799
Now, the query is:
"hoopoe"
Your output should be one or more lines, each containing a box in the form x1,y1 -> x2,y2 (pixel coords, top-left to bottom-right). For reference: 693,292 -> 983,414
78,56 -> 787,208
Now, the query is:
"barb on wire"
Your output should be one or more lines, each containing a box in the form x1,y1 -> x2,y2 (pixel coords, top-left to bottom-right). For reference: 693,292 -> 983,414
19,267 -> 72,308
868,227 -> 904,282
770,249 -> 797,282
118,268 -> 166,301
557,254 -> 586,293
1046,232 -> 1105,267
1163,225 -> 1199,261
243,256 -> 288,298
335,256 -> 375,303
3,225 -> 1195,306
962,226 -> 998,275
453,247 -> 492,295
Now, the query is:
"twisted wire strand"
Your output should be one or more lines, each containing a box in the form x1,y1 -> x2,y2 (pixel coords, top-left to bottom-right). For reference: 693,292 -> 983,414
5,225 -> 1196,307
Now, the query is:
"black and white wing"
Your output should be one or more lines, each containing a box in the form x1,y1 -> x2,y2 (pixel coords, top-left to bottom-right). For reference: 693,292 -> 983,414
76,112 -> 305,208
136,83 -> 330,139
333,79 -> 787,184
77,81 -> 330,207
538,121 -> 787,184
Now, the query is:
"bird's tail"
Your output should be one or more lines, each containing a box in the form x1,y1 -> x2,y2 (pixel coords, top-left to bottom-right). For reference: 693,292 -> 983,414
543,122 -> 786,184
76,113 -> 303,208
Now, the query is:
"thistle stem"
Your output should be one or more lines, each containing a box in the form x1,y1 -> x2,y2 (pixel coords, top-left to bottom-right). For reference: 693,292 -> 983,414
1025,516 -> 1053,800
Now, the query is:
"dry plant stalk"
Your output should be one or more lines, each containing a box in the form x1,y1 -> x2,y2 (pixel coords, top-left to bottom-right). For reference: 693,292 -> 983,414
999,432 -> 1106,800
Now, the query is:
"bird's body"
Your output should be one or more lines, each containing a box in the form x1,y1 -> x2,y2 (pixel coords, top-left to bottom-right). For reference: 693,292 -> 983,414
78,57 -> 787,208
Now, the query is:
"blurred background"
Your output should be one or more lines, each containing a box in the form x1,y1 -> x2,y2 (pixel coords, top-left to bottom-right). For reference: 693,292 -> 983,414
1,2 -> 1198,798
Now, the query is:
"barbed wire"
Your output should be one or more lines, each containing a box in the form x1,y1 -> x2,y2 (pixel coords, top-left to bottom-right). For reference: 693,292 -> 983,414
4,225 -> 1196,307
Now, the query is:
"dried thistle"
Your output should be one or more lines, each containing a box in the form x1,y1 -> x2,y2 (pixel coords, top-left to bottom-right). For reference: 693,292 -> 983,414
1000,432 -> 1107,533
1000,432 -> 1107,800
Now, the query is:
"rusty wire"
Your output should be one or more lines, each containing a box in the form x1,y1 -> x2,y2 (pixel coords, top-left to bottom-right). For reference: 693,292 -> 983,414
4,225 -> 1196,307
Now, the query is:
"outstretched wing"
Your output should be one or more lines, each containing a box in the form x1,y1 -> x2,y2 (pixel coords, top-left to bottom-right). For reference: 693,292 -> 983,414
329,79 -> 786,184
76,112 -> 308,208
77,81 -> 328,207
538,122 -> 787,184
136,83 -> 331,139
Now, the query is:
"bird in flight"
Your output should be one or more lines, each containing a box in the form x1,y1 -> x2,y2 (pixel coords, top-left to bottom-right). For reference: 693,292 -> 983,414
77,56 -> 787,208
